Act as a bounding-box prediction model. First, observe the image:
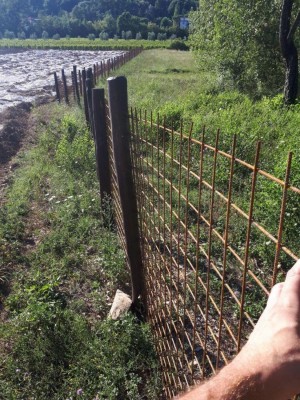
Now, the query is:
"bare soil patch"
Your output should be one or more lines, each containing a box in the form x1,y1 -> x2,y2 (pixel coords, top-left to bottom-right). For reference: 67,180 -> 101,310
0,102 -> 36,203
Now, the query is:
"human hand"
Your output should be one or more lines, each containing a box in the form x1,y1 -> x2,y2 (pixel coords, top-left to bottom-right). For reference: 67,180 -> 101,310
179,259 -> 300,400
232,259 -> 300,399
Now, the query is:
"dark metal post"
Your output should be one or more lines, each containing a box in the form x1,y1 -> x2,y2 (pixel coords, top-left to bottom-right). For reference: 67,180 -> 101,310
79,70 -> 82,96
93,64 -> 97,85
92,88 -> 112,205
61,69 -> 69,104
54,72 -> 60,102
71,71 -> 76,100
86,68 -> 94,131
73,65 -> 80,105
107,76 -> 146,309
82,69 -> 89,124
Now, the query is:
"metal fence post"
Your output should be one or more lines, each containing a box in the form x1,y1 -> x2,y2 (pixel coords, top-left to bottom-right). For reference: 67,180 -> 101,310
82,69 -> 89,124
61,69 -> 69,104
73,65 -> 80,105
53,72 -> 60,102
107,76 -> 146,310
92,88 -> 111,206
86,68 -> 94,132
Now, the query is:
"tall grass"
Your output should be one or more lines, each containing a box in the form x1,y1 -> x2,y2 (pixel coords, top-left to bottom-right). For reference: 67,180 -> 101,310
0,103 -> 162,399
111,48 -> 300,274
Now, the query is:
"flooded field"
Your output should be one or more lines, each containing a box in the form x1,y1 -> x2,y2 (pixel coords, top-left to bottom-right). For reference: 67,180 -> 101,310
0,48 -> 125,113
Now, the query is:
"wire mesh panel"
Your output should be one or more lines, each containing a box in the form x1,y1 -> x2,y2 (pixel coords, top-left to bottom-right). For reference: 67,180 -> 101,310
128,110 -> 300,399
105,100 -> 127,253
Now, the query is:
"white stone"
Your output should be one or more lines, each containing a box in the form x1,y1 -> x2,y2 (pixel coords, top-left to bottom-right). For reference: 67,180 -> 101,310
108,290 -> 132,320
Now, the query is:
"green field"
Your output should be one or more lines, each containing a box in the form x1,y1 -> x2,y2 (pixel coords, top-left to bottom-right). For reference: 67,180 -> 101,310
0,37 -> 188,50
114,49 -> 300,169
112,49 -> 300,275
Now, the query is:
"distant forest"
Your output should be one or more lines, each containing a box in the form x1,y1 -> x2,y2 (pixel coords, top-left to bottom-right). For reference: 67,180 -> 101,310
0,0 -> 197,40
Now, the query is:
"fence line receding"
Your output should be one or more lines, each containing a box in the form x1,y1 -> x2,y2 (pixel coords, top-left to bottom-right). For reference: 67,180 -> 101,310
58,69 -> 300,399
125,106 -> 299,399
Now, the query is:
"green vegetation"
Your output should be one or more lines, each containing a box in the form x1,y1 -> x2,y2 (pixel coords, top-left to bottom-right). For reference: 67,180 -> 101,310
117,49 -> 300,173
0,104 -> 161,399
189,0 -> 300,104
189,1 -> 283,97
0,0 -> 195,40
1,42 -> 300,397
0,37 -> 189,51
111,48 -> 300,273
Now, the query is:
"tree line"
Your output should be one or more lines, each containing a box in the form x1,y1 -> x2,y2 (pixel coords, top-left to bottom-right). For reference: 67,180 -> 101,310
0,0 -> 197,40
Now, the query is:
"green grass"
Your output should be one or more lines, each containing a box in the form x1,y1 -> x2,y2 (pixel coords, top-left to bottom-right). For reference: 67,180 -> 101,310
0,37 -> 188,50
0,103 -> 162,399
111,49 -> 299,164
110,49 -> 215,111
1,46 -> 300,398
106,48 -> 300,272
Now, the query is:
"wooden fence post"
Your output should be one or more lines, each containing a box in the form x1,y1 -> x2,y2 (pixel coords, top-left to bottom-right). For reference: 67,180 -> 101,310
93,64 -> 97,85
54,72 -> 60,102
71,71 -> 76,101
92,88 -> 112,207
61,69 -> 69,104
79,70 -> 83,96
82,69 -> 89,124
73,65 -> 80,105
107,76 -> 146,310
86,68 -> 94,132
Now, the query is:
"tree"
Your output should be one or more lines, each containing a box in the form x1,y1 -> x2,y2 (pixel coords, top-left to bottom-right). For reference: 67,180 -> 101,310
190,1 -> 283,96
160,16 -> 172,28
280,0 -> 300,104
42,30 -> 49,39
117,11 -> 133,34
101,13 -> 117,37
4,30 -> 15,39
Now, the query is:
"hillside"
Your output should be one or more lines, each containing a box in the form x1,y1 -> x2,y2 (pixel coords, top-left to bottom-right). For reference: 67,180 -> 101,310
0,0 -> 197,40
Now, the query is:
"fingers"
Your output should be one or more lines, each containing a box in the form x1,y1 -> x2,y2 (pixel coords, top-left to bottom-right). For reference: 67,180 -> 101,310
286,259 -> 300,280
279,260 -> 300,309
265,282 -> 284,311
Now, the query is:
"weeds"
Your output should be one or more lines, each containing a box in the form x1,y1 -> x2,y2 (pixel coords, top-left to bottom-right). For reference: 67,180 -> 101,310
0,103 -> 162,399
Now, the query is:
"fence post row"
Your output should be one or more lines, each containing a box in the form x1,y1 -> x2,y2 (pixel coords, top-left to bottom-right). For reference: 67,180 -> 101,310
107,76 -> 146,310
52,50 -> 146,309
53,48 -> 143,104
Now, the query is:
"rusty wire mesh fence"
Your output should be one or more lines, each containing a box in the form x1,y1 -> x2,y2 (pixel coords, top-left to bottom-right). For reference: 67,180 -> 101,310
84,76 -> 300,399
105,99 -> 126,251
122,109 -> 299,399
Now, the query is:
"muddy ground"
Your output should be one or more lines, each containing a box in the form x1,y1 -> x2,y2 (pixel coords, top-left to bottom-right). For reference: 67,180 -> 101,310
0,49 -> 125,201
0,49 -> 125,113
0,102 -> 36,202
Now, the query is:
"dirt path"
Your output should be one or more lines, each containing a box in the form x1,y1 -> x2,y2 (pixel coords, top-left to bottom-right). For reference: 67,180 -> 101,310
0,102 -> 34,203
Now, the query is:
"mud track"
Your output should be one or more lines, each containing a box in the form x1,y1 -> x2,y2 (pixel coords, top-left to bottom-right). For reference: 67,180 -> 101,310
0,102 -> 35,202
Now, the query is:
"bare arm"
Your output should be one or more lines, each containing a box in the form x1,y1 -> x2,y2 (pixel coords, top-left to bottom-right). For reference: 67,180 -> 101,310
179,259 -> 300,400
